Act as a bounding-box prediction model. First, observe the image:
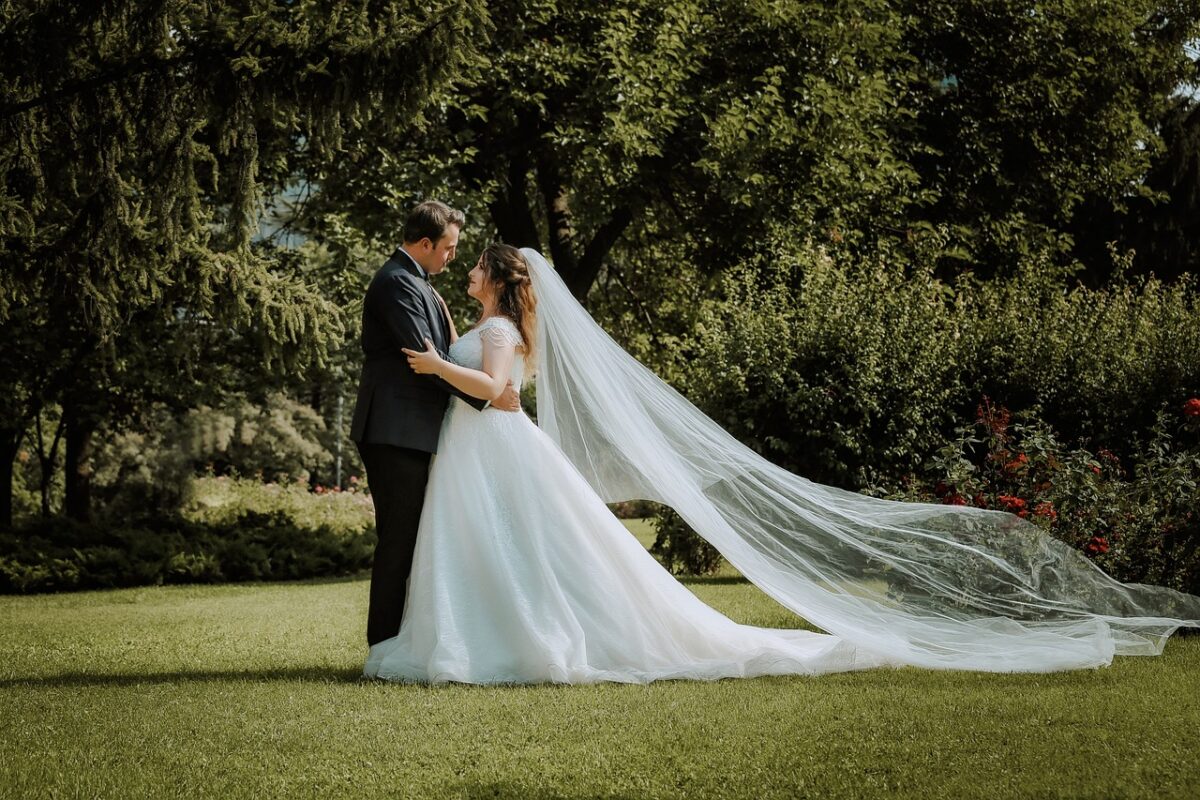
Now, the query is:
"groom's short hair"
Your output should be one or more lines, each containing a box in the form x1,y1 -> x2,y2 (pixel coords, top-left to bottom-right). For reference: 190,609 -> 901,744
403,201 -> 465,245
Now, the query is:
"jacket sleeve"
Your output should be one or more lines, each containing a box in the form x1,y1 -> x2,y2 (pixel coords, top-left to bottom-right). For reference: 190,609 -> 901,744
372,275 -> 489,411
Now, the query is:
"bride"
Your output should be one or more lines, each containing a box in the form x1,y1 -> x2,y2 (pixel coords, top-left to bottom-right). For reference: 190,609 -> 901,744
363,244 -> 1200,684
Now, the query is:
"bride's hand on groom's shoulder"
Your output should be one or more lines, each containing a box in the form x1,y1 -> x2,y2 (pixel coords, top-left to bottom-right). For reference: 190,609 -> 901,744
402,339 -> 444,376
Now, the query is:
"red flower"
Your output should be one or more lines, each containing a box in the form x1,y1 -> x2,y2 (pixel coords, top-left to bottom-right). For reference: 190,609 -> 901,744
1034,501 -> 1057,521
1089,464 -> 1101,475
1017,509 -> 1029,519
1003,452 -> 1029,474
998,495 -> 1027,512
1085,536 -> 1110,556
973,492 -> 988,508
944,493 -> 968,506
1184,398 -> 1200,417
976,396 -> 1011,436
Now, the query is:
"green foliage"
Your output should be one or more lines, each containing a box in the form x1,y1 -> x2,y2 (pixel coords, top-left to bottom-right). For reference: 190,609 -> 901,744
180,475 -> 373,534
0,0 -> 489,523
0,0 -> 488,331
87,395 -> 343,517
0,477 -> 375,594
649,508 -> 723,576
1075,95 -> 1200,282
680,236 -> 1200,491
681,237 -> 967,488
309,0 -> 926,301
967,245 -> 1200,446
872,399 -> 1200,594
901,0 -> 1200,272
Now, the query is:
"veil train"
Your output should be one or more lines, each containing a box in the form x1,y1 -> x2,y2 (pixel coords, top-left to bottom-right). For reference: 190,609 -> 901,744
521,247 -> 1200,672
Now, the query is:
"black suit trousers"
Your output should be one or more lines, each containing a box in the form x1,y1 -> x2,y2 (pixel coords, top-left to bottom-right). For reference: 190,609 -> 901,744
357,441 -> 432,646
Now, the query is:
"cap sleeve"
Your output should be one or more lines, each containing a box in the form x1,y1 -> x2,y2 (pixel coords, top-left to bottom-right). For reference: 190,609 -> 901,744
478,316 -> 524,349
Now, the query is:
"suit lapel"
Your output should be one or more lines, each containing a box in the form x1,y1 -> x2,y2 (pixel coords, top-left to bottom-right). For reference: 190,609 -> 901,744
391,248 -> 449,350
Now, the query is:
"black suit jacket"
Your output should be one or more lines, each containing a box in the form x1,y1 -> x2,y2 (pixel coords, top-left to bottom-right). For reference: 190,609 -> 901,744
350,248 -> 487,453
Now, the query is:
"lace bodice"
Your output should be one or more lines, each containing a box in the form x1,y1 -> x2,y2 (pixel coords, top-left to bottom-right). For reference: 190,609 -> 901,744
448,316 -> 526,391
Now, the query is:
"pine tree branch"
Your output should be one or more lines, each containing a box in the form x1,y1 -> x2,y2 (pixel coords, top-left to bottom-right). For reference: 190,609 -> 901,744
0,53 -> 191,121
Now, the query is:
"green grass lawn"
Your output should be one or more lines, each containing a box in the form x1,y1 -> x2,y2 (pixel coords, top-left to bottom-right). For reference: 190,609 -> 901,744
1,520 -> 1198,799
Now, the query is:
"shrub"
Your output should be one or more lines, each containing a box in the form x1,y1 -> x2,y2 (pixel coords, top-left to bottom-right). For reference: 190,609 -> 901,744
650,508 -> 723,576
870,397 -> 1200,594
681,239 -> 1200,491
179,475 -> 374,533
0,480 -> 377,594
88,393 -> 350,518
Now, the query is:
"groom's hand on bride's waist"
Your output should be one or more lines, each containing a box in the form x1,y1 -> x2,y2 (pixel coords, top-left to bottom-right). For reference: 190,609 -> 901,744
493,381 -> 521,412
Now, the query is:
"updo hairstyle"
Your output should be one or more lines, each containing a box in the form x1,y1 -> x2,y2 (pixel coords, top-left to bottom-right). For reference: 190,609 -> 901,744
480,243 -> 537,363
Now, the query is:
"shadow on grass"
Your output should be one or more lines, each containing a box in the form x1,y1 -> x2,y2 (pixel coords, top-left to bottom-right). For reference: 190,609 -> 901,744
452,782 -> 641,800
2,664 -> 1082,694
676,575 -> 748,586
0,665 -> 367,689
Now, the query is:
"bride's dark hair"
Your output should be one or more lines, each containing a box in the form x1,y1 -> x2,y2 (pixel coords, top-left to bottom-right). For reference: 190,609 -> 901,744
482,243 -> 537,362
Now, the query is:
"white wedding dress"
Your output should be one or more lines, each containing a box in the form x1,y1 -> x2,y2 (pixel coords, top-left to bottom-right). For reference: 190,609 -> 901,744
363,316 -> 891,684
364,249 -> 1199,683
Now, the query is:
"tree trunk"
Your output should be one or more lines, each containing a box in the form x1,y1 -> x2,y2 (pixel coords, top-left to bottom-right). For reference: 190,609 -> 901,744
0,428 -> 18,529
63,406 -> 97,523
35,410 -> 64,519
488,151 -> 542,249
533,144 -> 639,301
535,148 -> 580,279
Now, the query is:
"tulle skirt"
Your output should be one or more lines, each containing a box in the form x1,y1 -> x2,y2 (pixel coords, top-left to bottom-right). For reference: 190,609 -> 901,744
363,400 -> 893,684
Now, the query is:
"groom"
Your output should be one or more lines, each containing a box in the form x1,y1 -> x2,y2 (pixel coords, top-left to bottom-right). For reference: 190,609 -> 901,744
351,200 -> 520,649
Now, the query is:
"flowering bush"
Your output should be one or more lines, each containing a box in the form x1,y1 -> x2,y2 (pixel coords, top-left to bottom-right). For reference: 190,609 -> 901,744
872,397 -> 1200,594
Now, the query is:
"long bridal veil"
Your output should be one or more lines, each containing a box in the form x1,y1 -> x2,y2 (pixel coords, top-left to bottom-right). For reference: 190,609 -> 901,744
521,247 -> 1200,672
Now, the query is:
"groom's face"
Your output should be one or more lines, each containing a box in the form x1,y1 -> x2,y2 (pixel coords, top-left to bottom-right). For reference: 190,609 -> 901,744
420,224 -> 460,275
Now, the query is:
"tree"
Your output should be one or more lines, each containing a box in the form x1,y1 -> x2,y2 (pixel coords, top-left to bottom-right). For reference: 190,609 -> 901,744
1072,94 -> 1200,280
306,0 -> 926,302
0,0 -> 489,524
899,0 -> 1200,275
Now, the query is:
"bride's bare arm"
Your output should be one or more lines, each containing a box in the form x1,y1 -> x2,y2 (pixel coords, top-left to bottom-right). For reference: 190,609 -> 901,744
402,334 -> 517,402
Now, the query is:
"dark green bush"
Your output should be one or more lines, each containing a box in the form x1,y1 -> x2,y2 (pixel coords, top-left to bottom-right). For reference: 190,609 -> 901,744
0,509 -> 375,594
682,239 -> 1200,490
650,509 -> 723,576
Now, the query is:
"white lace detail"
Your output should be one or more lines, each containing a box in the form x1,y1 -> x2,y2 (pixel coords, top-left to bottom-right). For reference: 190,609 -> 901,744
447,315 -> 526,393
476,316 -> 524,348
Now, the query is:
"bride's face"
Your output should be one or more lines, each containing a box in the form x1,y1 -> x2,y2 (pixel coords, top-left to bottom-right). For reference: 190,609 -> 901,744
467,257 -> 500,304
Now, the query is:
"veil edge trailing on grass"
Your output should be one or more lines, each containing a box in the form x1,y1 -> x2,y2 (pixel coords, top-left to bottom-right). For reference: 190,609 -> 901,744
522,248 -> 1200,672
